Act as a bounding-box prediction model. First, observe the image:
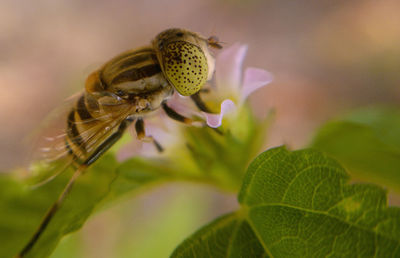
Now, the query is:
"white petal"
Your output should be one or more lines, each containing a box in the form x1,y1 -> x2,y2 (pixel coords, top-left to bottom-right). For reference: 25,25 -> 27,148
240,67 -> 273,103
216,44 -> 248,93
204,99 -> 236,128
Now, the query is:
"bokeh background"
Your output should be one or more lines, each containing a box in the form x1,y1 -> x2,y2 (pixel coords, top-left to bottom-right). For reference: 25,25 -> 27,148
1,0 -> 399,257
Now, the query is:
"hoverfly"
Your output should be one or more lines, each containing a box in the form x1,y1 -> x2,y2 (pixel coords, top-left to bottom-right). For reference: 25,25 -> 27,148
18,28 -> 222,257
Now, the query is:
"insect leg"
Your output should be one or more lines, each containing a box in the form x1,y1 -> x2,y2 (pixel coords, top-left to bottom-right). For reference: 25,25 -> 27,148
162,102 -> 223,134
135,118 -> 163,152
161,102 -> 194,124
18,164 -> 86,258
190,91 -> 212,113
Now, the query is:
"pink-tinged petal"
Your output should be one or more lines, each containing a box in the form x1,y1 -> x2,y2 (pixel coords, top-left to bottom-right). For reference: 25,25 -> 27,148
204,99 -> 236,128
240,67 -> 273,103
142,116 -> 182,148
216,44 -> 248,92
165,92 -> 199,117
116,117 -> 181,161
116,136 -> 143,162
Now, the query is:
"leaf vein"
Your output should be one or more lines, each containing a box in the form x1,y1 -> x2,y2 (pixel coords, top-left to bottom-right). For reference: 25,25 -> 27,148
250,203 -> 400,244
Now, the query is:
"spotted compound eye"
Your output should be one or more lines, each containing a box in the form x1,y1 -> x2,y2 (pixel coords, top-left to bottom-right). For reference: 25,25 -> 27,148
162,42 -> 208,96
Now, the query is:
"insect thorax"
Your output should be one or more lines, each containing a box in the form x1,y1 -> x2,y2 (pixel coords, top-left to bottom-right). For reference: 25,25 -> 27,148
84,46 -> 175,116
101,46 -> 171,95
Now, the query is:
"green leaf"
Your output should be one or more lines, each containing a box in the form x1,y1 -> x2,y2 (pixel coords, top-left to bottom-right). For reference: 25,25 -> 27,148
171,213 -> 265,258
172,147 -> 400,257
102,157 -> 172,203
1,104 -> 271,258
0,154 -> 167,258
311,106 -> 400,192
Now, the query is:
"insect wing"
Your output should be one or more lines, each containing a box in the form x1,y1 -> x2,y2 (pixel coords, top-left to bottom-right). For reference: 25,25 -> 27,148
26,91 -> 132,186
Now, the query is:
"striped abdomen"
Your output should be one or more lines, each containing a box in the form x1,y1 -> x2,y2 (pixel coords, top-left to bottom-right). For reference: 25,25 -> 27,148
64,93 -> 121,164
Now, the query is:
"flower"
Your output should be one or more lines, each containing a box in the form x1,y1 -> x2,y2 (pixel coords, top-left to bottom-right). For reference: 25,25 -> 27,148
203,44 -> 273,128
116,113 -> 183,161
117,43 -> 273,161
116,43 -> 273,191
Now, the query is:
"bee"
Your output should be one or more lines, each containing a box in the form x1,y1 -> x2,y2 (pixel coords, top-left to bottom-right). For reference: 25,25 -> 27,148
18,28 -> 222,257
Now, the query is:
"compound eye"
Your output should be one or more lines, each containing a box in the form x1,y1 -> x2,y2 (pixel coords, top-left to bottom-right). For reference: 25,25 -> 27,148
162,42 -> 208,96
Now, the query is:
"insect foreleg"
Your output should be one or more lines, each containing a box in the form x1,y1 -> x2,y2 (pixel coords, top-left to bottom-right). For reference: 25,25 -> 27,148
162,102 -> 223,135
161,102 -> 194,124
190,93 -> 224,135
190,91 -> 213,113
135,118 -> 163,152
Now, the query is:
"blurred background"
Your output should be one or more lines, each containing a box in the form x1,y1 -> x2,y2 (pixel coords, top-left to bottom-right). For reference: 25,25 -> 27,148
1,0 -> 399,257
